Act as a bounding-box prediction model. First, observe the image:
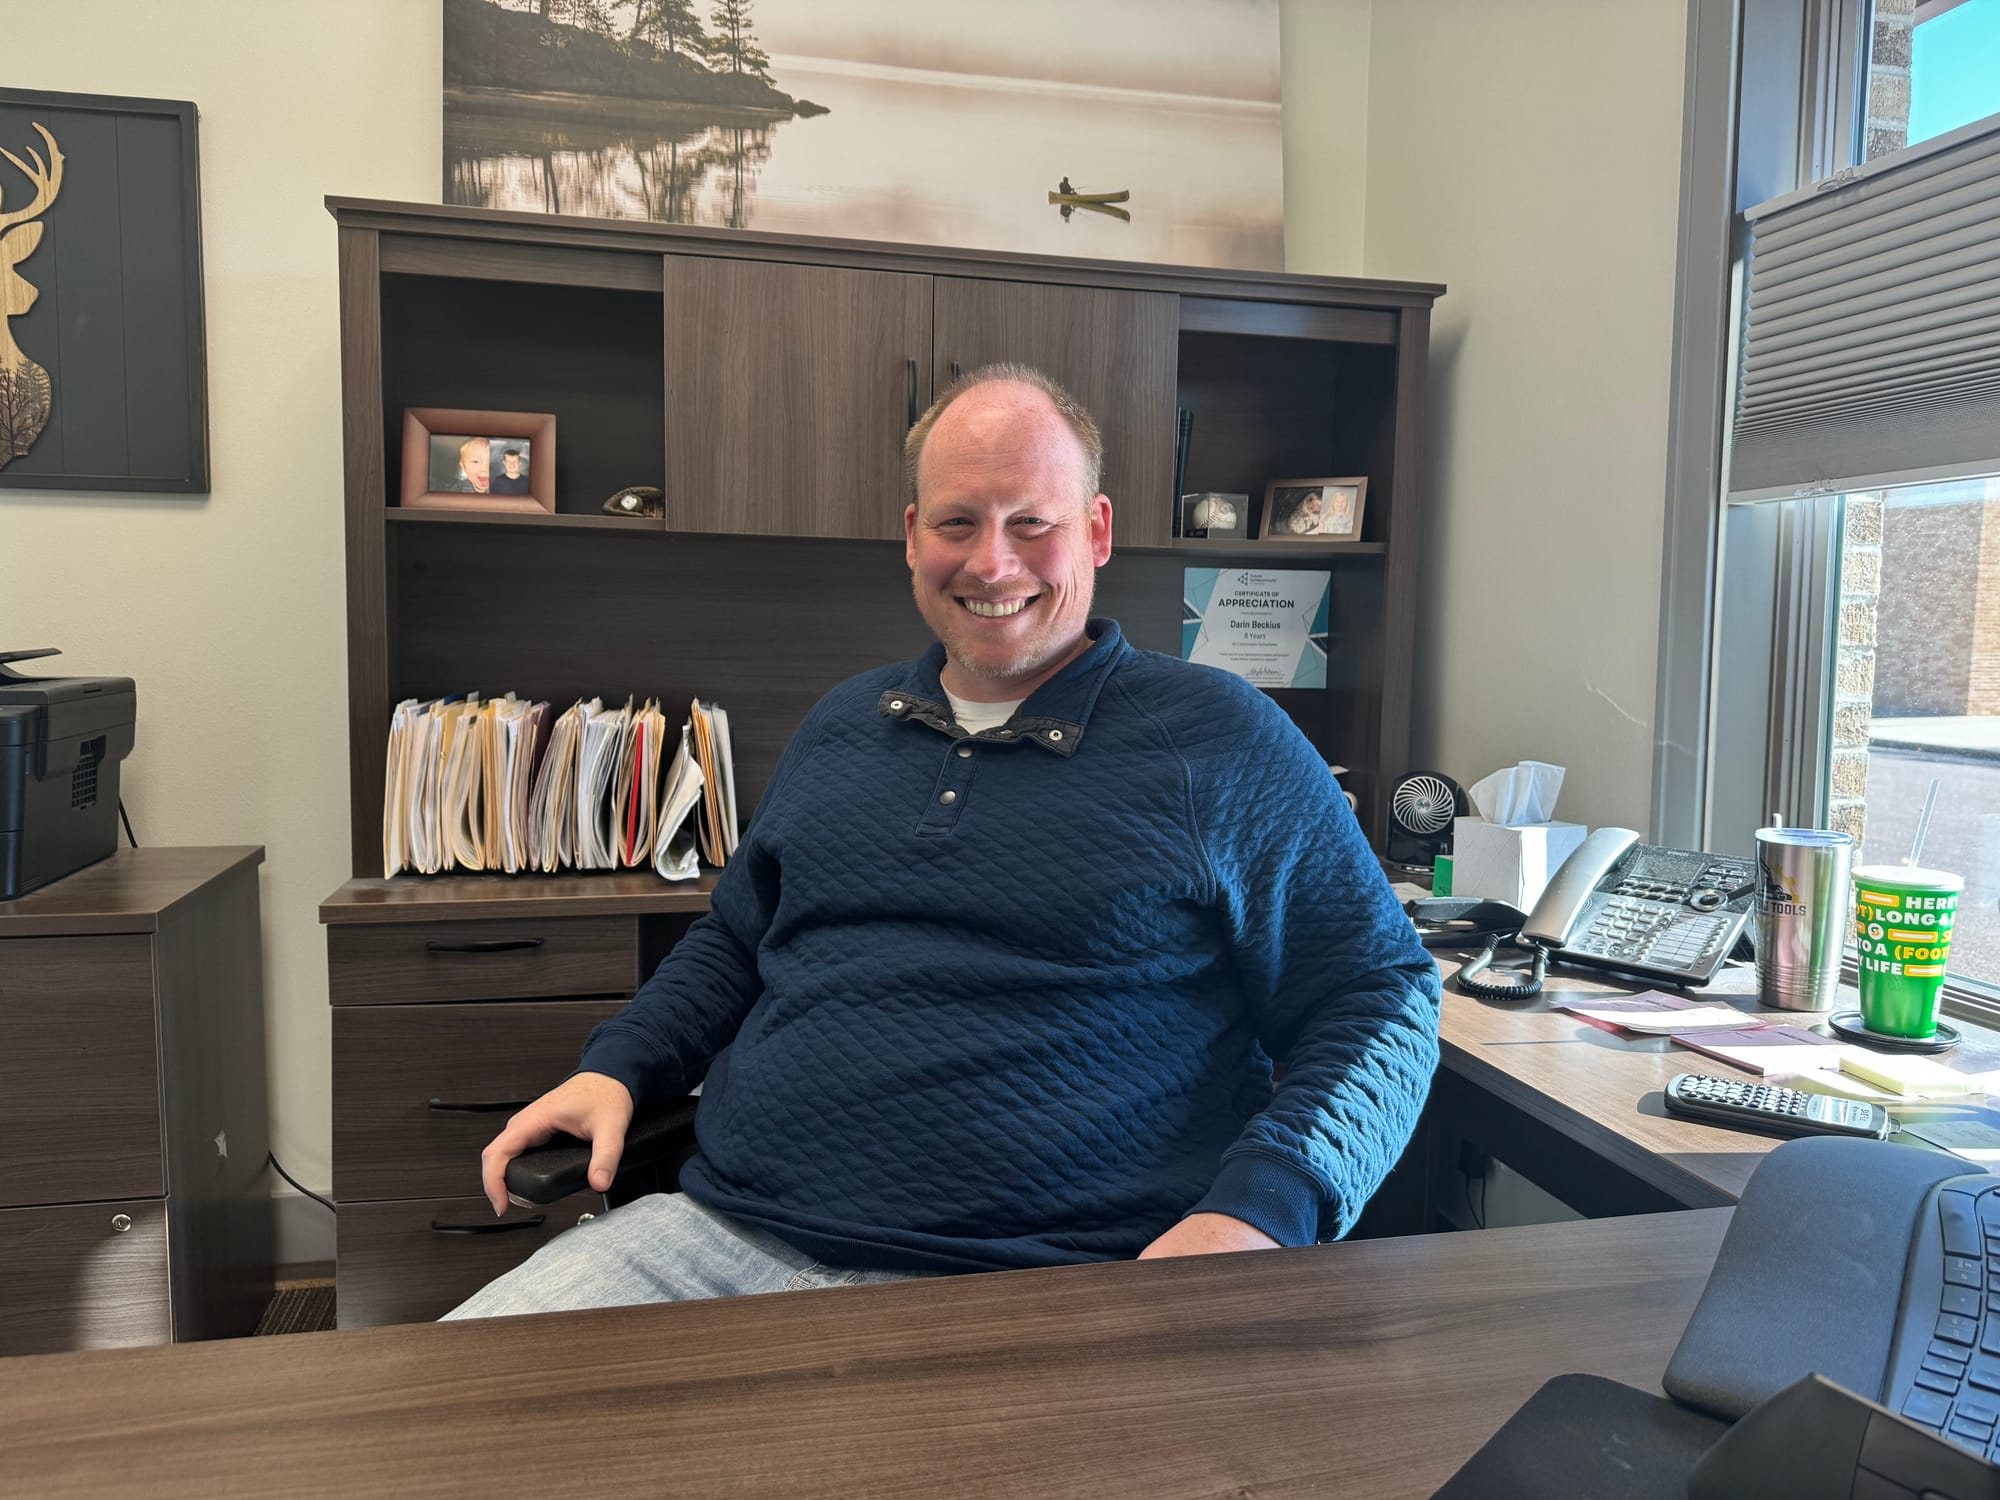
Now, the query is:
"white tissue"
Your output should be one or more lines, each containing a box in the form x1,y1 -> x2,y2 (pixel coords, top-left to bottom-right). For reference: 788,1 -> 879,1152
1468,761 -> 1565,827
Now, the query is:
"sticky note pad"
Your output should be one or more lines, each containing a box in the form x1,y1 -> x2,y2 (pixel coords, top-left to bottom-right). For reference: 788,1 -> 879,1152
1839,1052 -> 1982,1099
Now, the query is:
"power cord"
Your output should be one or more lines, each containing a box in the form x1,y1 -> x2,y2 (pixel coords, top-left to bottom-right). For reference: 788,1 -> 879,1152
269,1152 -> 335,1214
118,799 -> 137,847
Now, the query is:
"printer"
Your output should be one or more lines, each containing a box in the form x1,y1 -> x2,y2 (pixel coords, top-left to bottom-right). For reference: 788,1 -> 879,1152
0,649 -> 136,900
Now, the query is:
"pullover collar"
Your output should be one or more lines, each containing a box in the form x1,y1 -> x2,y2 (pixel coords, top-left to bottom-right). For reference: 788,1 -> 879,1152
876,618 -> 1129,756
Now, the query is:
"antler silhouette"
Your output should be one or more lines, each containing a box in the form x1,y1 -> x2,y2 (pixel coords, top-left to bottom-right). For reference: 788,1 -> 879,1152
0,123 -> 65,237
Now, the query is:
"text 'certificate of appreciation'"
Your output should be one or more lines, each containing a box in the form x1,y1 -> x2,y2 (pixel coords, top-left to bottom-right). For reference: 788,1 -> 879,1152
1181,568 -> 1331,688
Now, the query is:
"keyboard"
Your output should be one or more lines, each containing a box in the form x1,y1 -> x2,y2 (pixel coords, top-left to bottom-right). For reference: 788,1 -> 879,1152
1885,1181 -> 2000,1461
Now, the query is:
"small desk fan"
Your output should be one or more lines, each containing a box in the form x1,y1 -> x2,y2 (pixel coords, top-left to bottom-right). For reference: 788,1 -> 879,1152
1385,771 -> 1467,869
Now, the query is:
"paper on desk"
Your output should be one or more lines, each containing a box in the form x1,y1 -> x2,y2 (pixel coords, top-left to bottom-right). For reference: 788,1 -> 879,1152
1897,1110 -> 2000,1165
1771,1068 -> 1903,1105
1673,1024 -> 1853,1077
1555,991 -> 1754,1034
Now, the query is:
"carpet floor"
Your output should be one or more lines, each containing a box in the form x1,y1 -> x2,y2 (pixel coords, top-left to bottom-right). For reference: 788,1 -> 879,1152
252,1281 -> 336,1336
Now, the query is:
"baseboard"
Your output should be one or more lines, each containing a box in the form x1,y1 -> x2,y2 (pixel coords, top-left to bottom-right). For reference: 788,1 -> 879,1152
274,1187 -> 336,1268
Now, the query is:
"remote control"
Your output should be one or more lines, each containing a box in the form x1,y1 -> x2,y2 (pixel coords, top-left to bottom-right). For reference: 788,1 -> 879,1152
1664,1072 -> 1893,1141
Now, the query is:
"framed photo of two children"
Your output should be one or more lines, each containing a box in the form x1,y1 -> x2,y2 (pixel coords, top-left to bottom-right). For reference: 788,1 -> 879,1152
1260,476 -> 1368,543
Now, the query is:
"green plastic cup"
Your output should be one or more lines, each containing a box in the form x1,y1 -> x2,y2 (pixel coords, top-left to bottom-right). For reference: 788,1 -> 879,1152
1852,865 -> 1963,1038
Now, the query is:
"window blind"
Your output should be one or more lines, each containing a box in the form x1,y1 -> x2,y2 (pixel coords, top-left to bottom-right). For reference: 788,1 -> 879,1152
1729,112 -> 2000,501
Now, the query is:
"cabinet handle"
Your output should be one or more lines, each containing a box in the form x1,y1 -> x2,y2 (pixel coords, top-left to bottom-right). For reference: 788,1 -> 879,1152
424,938 -> 545,954
906,358 -> 920,428
950,361 -> 962,384
431,1216 -> 546,1236
427,1097 -> 532,1113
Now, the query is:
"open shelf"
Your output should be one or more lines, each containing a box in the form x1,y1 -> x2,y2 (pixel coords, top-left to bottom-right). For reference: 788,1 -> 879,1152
321,868 -> 718,924
1137,539 -> 1386,561
386,506 -> 663,533
379,272 -> 665,520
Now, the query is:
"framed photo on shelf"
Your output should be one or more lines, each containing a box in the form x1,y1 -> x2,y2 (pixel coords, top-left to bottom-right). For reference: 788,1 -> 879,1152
400,407 -> 556,514
1259,476 -> 1368,543
1179,491 -> 1248,539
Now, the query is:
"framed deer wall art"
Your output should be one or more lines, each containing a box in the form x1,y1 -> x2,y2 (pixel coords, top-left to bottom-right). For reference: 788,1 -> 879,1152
0,90 -> 209,493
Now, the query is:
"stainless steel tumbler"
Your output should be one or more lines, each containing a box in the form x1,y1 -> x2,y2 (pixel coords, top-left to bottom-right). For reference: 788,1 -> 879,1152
1754,827 -> 1854,1011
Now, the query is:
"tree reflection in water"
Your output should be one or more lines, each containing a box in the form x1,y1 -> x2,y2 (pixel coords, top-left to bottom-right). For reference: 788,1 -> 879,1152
446,110 -> 779,228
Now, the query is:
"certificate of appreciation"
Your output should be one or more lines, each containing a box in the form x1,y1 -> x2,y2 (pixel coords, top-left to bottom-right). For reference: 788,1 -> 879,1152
1181,568 -> 1331,688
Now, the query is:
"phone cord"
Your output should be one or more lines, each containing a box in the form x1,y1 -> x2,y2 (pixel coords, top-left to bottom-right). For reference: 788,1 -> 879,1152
1455,932 -> 1549,999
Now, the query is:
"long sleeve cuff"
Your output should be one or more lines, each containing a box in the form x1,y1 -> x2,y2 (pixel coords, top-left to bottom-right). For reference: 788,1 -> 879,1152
573,1028 -> 673,1107
1186,1152 -> 1323,1248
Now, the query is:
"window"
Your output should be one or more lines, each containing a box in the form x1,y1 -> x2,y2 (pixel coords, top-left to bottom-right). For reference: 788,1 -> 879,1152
1683,0 -> 2000,1014
1834,476 -> 2000,992
1865,0 -> 2000,161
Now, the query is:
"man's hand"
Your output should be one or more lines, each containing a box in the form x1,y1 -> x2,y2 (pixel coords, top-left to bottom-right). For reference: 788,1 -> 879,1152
479,1072 -> 635,1216
1137,1212 -> 1282,1259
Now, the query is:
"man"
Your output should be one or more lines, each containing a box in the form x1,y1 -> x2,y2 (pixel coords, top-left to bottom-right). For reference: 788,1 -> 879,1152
490,445 -> 531,495
445,364 -> 1440,1318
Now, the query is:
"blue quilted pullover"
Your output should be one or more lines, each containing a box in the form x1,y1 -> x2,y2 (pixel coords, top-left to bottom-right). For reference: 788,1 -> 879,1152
578,619 -> 1442,1273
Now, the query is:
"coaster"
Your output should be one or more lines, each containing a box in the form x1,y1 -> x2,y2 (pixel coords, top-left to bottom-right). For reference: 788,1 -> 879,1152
1825,1009 -> 1961,1054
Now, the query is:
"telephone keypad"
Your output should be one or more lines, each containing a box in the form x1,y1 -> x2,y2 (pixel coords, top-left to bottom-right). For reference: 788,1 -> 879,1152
1575,895 -> 1735,970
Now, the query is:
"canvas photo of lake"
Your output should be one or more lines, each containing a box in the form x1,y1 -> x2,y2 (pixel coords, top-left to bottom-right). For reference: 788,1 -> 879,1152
444,0 -> 1283,270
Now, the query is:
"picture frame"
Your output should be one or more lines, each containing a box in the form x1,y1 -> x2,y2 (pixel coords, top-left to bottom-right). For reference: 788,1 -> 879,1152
1259,476 -> 1369,543
0,89 -> 210,493
1179,491 -> 1248,540
399,407 -> 555,514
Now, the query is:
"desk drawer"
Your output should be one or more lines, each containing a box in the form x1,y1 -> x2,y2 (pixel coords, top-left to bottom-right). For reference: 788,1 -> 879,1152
336,1194 -> 597,1328
333,1000 -> 626,1201
0,935 -> 163,1207
326,916 -> 641,1005
0,1199 -> 170,1356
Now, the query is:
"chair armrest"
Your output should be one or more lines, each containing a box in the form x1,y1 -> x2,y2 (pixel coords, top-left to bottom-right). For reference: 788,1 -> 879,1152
502,1095 -> 700,1207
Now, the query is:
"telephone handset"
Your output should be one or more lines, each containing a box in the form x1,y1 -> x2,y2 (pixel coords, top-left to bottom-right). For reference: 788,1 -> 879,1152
1525,827 -> 1757,988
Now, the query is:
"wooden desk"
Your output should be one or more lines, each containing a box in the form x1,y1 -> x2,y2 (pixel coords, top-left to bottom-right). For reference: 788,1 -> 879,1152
1429,953 -> 2000,1217
0,1207 -> 1731,1498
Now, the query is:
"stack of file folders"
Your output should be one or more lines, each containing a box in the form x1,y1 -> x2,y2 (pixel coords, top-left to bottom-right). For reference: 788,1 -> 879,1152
381,695 -> 738,882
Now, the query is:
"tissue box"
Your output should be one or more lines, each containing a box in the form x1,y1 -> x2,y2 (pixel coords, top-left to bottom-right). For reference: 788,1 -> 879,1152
1451,818 -> 1588,911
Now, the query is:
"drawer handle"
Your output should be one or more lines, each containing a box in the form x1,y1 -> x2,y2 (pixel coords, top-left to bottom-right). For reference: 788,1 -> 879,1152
431,1215 -> 546,1236
428,1097 -> 532,1113
424,938 -> 546,955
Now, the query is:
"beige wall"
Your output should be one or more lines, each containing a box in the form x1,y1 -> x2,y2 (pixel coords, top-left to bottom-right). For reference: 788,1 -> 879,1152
1350,0 -> 1688,831
1280,0 -> 1372,277
1,2 -> 440,1251
1,0 -> 1689,1256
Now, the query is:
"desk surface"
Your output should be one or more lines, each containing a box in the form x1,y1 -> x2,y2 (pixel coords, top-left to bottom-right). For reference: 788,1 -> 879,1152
0,846 -> 263,937
1436,955 -> 2000,1208
0,1209 -> 1731,1498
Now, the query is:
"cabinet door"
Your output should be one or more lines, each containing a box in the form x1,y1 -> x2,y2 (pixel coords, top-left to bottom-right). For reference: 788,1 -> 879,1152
664,257 -> 931,539
337,1194 -> 597,1327
0,935 -> 162,1206
333,1000 -> 626,1201
0,1199 -> 169,1354
932,279 -> 1178,547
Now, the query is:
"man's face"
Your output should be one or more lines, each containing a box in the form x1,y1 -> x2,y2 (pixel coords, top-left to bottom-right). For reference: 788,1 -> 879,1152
461,439 -> 490,492
503,452 -> 523,477
904,384 -> 1112,696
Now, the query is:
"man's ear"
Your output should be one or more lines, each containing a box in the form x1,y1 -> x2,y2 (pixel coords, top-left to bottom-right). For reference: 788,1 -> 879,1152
1088,493 -> 1113,565
904,502 -> 919,570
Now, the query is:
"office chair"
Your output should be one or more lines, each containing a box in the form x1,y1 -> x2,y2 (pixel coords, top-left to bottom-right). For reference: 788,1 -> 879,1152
503,1094 -> 702,1208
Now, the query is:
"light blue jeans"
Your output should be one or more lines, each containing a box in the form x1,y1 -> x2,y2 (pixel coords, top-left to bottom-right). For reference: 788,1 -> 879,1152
439,1192 -> 939,1320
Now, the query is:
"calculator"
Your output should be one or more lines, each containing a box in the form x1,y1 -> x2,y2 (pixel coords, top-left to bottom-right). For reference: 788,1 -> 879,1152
1664,1073 -> 1893,1141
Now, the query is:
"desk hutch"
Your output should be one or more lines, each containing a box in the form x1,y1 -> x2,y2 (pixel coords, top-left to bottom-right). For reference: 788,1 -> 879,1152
321,197 -> 1443,1325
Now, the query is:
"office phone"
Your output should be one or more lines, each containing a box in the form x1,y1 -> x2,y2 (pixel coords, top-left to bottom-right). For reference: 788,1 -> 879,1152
1518,826 -> 1758,987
